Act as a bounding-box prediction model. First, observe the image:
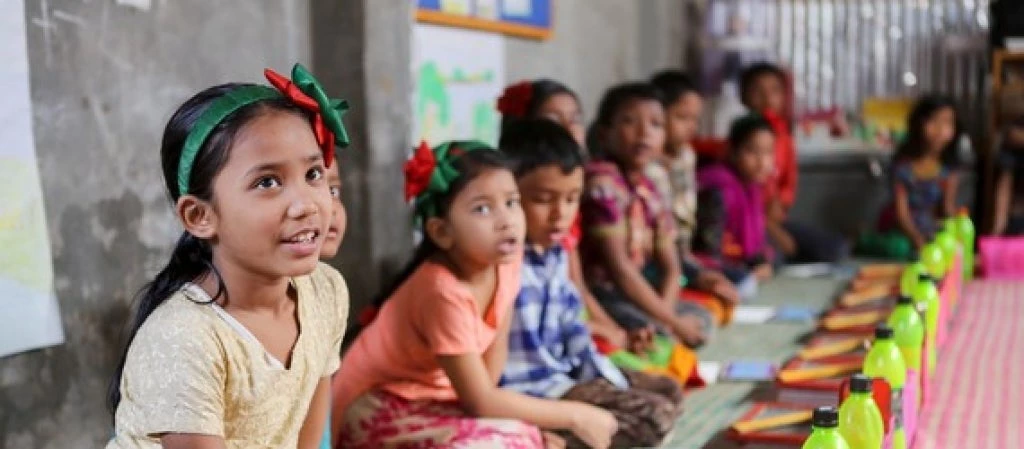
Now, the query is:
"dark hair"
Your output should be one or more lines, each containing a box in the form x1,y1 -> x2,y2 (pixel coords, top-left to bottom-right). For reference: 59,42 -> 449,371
107,84 -> 310,414
589,82 -> 664,157
727,114 -> 775,156
500,79 -> 580,132
373,144 -> 510,308
739,62 -> 787,107
500,118 -> 584,178
650,70 -> 699,106
894,95 -> 963,169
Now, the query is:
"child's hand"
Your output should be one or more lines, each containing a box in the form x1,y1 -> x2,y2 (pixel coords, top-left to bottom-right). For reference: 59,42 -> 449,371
542,431 -> 566,449
593,322 -> 628,350
567,402 -> 618,449
626,326 -> 656,354
754,263 -> 773,281
695,270 -> 740,305
671,315 -> 707,348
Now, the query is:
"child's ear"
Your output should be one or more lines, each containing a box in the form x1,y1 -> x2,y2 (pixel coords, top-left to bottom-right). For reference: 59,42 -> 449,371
424,216 -> 454,251
176,195 -> 217,239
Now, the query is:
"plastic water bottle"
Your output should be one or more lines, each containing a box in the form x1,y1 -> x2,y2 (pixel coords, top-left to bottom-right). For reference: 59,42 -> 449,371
839,374 -> 885,449
863,324 -> 907,449
955,208 -> 975,280
913,274 -> 941,373
899,263 -> 925,298
919,243 -> 946,279
802,406 -> 852,449
934,231 -> 959,274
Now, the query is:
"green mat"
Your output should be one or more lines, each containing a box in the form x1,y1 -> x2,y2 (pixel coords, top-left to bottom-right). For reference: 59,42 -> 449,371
659,274 -> 847,449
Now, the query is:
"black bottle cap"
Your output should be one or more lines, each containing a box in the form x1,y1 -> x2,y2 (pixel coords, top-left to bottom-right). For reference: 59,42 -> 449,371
897,295 -> 913,305
850,374 -> 873,393
875,323 -> 894,339
918,273 -> 937,284
812,406 -> 839,428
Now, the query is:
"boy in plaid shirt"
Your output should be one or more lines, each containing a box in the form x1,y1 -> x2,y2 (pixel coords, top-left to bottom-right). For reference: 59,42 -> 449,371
499,118 -> 684,448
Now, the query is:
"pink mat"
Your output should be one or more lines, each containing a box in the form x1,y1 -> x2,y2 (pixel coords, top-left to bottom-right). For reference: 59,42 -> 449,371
913,281 -> 1024,448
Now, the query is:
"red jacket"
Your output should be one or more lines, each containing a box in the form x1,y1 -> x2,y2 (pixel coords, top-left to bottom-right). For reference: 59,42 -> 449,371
763,109 -> 797,209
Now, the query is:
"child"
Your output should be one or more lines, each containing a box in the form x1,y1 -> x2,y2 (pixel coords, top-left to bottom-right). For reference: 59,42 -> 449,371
106,64 -> 350,448
582,82 -> 712,348
499,118 -> 684,448
876,96 -> 962,249
498,80 -> 636,352
322,165 -> 346,259
696,115 -> 777,281
992,104 -> 1024,235
332,141 -> 617,448
648,70 -> 742,306
739,62 -> 848,264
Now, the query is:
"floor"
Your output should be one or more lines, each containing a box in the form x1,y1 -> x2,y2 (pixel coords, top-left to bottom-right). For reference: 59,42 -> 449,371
659,271 -> 1024,449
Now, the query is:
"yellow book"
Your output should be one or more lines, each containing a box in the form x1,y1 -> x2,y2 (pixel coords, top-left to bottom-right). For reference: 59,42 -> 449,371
840,285 -> 893,307
822,311 -> 885,330
778,361 -> 863,383
732,410 -> 813,434
799,338 -> 866,360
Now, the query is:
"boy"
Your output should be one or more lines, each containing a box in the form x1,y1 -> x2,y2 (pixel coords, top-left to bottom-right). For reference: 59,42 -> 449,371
499,118 -> 683,449
740,62 -> 848,264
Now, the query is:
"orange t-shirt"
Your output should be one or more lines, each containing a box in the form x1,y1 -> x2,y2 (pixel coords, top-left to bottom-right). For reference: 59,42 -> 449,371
332,258 -> 521,415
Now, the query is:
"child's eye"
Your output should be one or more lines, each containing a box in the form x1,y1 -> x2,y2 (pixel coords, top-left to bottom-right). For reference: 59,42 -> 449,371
329,186 -> 342,200
307,166 -> 325,182
254,176 -> 281,190
472,204 -> 492,215
506,197 -> 520,208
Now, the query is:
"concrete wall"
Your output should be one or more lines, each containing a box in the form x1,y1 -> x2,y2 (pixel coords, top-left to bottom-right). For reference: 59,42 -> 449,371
1,1 -> 685,447
505,0 -> 689,120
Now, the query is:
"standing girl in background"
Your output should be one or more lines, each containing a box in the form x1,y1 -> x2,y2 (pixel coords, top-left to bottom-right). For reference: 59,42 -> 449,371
106,64 -> 351,449
498,80 -> 637,352
875,96 -> 963,251
333,141 -> 617,448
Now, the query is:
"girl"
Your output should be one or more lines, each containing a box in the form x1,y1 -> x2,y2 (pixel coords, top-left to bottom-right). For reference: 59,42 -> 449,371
321,165 -> 346,259
877,96 -> 962,250
497,80 -> 638,353
332,141 -> 617,448
581,82 -> 711,349
106,64 -> 351,449
648,70 -> 743,306
739,63 -> 849,264
695,115 -> 776,282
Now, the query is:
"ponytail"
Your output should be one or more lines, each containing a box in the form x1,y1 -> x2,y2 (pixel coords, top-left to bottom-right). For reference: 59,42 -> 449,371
107,232 -> 225,414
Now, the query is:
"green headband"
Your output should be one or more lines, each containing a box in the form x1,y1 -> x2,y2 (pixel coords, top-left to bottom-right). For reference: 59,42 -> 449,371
404,140 -> 493,223
177,86 -> 281,196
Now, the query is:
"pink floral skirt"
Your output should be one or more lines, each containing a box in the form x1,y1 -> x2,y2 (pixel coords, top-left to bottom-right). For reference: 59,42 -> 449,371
338,390 -> 543,449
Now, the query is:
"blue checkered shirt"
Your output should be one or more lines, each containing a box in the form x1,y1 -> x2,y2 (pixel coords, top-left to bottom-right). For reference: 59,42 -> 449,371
500,245 -> 628,398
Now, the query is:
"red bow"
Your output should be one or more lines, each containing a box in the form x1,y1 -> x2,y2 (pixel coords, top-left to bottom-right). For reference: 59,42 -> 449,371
496,81 -> 533,118
404,141 -> 436,202
264,68 -> 337,167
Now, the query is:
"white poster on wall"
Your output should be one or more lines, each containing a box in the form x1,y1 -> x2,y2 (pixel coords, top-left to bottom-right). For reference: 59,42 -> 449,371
412,24 -> 506,148
0,0 -> 65,357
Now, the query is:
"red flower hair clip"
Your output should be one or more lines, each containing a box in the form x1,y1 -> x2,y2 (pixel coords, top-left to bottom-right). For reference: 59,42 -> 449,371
264,65 -> 350,167
496,81 -> 533,118
404,140 -> 436,202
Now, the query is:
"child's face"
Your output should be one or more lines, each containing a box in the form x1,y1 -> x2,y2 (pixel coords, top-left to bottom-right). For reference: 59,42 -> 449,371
320,167 -> 346,259
923,107 -> 956,153
430,168 -> 525,268
665,92 -> 703,153
537,93 -> 586,147
606,98 -> 666,171
745,74 -> 786,114
518,165 -> 583,252
734,129 -> 776,184
200,111 -> 332,279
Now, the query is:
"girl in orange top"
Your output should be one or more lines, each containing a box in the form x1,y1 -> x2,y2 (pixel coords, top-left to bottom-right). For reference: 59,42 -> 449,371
332,142 -> 617,448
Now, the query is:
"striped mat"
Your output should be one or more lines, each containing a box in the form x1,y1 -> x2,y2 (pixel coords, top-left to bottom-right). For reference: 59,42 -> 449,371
913,281 -> 1024,449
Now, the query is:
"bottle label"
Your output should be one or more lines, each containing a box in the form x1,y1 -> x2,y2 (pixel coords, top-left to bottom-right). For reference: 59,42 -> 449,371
892,387 -> 904,431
